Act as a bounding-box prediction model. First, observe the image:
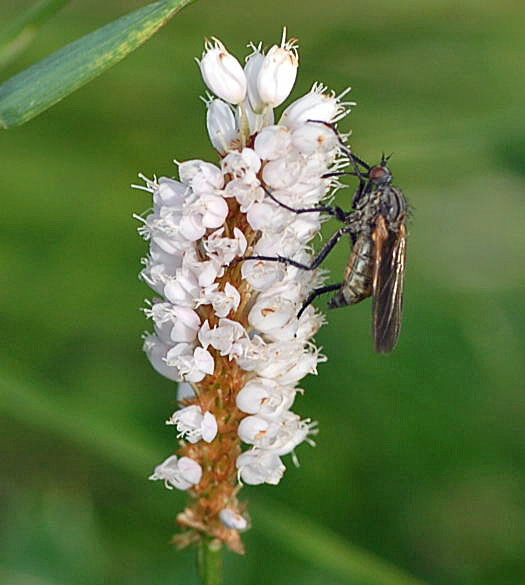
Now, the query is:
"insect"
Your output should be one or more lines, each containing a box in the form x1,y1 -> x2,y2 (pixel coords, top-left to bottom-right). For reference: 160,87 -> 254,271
326,156 -> 409,353
232,126 -> 409,353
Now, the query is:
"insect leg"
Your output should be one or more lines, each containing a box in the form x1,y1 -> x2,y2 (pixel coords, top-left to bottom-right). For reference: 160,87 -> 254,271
230,221 -> 357,270
297,283 -> 342,318
262,184 -> 348,222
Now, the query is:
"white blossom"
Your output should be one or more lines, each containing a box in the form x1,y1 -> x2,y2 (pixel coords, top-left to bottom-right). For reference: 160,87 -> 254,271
219,508 -> 249,531
256,30 -> 298,108
166,344 -> 215,383
149,455 -> 202,490
236,378 -> 296,418
244,46 -> 266,114
199,38 -> 247,105
167,404 -> 218,443
279,83 -> 353,130
198,319 -> 246,357
236,450 -> 285,485
205,98 -> 238,154
197,282 -> 241,318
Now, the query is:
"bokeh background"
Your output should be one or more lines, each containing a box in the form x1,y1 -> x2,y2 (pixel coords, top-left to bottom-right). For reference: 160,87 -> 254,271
1,1 -> 524,584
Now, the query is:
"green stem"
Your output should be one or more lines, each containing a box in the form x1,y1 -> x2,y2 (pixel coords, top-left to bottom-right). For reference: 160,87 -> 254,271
197,538 -> 223,585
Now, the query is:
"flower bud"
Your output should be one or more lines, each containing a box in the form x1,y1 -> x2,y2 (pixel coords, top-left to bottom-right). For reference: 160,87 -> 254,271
244,48 -> 266,113
219,509 -> 249,531
257,33 -> 298,108
199,38 -> 247,105
279,83 -> 347,130
206,98 -> 238,154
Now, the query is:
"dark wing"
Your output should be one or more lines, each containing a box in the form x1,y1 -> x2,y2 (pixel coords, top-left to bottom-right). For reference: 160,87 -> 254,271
371,216 -> 407,353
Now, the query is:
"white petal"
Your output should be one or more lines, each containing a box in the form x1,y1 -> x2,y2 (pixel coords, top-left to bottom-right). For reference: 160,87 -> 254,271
194,347 -> 215,375
199,38 -> 247,105
178,456 -> 203,485
202,412 -> 218,442
219,509 -> 249,531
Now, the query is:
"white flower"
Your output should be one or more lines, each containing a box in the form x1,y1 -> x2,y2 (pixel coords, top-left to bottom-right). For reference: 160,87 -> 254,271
178,160 -> 224,192
241,259 -> 286,291
246,201 -> 290,232
167,404 -> 218,443
197,282 -> 241,318
261,151 -> 304,190
219,508 -> 249,531
143,334 -> 182,382
198,319 -> 246,357
206,98 -> 238,154
238,99 -> 275,135
154,177 -> 189,208
236,450 -> 285,485
221,148 -> 261,182
145,302 -> 201,344
236,378 -> 296,418
199,38 -> 247,105
149,455 -> 202,490
223,178 -> 265,212
279,83 -> 353,130
166,344 -> 215,383
237,415 -> 278,445
248,296 -> 296,333
253,341 -> 322,384
180,193 -> 229,241
230,335 -> 269,371
291,121 -> 339,155
203,227 -> 247,265
244,46 -> 266,114
256,31 -> 298,108
253,125 -> 292,161
164,267 -> 200,307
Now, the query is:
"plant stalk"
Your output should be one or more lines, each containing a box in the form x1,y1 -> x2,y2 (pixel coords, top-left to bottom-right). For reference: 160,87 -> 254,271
197,537 -> 223,585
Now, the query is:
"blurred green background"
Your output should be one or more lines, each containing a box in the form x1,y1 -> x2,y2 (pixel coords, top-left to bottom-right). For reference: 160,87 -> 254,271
1,1 -> 524,584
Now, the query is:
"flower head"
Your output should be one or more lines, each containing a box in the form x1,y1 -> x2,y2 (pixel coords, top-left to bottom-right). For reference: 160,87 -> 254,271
137,30 -> 353,553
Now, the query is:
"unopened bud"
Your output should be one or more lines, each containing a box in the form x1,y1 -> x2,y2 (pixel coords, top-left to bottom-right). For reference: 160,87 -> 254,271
206,98 -> 238,154
280,83 -> 351,130
257,32 -> 298,108
199,38 -> 247,105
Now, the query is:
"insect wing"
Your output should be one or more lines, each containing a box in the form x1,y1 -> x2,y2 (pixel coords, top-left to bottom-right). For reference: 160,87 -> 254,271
371,215 -> 407,353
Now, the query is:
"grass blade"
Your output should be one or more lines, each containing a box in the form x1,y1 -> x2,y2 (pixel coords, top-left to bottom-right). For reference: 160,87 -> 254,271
0,0 -> 194,129
0,0 -> 71,69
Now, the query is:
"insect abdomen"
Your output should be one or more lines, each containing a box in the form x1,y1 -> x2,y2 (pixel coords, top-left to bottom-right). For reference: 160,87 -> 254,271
329,235 -> 374,308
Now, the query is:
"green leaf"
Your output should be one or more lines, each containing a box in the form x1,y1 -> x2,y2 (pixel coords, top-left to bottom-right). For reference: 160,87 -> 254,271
0,363 -> 432,585
0,0 -> 194,129
0,0 -> 71,69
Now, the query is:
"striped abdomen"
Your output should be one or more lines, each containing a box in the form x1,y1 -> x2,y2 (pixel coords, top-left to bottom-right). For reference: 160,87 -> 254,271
329,234 -> 374,308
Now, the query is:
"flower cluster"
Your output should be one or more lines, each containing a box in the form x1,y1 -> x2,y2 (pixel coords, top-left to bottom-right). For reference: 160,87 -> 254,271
137,30 -> 353,552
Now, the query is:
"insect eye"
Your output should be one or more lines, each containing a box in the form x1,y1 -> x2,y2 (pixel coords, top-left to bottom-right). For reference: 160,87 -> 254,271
369,165 -> 392,184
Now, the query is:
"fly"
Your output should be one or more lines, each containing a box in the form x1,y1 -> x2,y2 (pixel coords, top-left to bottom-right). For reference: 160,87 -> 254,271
327,158 -> 408,353
229,123 -> 409,353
